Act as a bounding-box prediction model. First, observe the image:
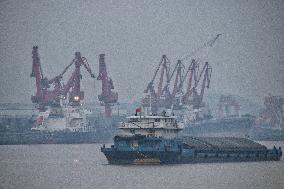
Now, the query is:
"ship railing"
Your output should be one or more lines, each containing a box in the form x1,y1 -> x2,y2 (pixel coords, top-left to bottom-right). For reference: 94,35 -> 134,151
122,122 -> 155,129
122,121 -> 181,129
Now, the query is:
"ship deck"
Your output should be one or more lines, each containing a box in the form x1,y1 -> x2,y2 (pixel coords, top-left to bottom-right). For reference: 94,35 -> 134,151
182,136 -> 267,152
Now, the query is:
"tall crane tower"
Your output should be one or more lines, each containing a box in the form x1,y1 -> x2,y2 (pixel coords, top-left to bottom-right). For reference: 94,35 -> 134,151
169,59 -> 184,108
97,54 -> 118,117
142,55 -> 171,110
30,46 -> 62,111
60,52 -> 95,106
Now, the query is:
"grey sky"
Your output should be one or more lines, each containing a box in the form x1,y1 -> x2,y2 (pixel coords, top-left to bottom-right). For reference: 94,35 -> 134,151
0,0 -> 283,104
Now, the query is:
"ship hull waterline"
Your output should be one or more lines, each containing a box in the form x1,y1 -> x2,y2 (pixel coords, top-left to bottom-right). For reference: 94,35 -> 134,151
101,148 -> 281,165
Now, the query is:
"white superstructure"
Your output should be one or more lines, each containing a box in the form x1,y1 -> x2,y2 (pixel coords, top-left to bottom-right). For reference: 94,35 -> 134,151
32,105 -> 92,132
119,112 -> 183,138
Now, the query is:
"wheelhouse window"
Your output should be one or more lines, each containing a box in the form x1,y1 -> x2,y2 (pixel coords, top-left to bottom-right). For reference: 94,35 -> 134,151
154,118 -> 160,122
129,118 -> 139,122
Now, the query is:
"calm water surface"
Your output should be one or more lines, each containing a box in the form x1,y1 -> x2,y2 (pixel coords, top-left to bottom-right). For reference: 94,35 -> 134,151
0,141 -> 283,189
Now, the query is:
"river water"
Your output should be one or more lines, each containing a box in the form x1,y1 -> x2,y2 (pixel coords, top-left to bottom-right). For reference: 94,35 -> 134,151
0,141 -> 283,189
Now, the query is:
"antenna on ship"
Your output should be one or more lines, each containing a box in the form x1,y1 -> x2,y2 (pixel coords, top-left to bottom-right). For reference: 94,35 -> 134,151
149,92 -> 152,115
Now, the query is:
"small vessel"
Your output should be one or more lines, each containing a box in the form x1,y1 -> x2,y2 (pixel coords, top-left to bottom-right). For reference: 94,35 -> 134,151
101,109 -> 282,165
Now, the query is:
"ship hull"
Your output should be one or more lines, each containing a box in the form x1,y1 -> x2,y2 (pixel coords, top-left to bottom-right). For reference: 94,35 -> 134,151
0,115 -> 125,145
101,135 -> 282,165
248,127 -> 284,141
182,116 -> 254,138
0,131 -> 106,145
102,149 -> 281,165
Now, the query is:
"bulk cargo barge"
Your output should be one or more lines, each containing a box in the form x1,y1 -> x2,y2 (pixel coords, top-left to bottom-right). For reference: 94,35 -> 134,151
101,110 -> 282,165
101,135 -> 282,164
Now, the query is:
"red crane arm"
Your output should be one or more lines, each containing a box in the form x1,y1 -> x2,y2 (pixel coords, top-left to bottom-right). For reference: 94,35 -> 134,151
183,59 -> 198,103
144,55 -> 164,94
198,62 -> 212,107
31,46 -> 43,98
172,60 -> 183,96
61,53 -> 94,99
97,54 -> 118,117
81,57 -> 95,78
61,72 -> 76,97
157,64 -> 165,97
157,55 -> 171,97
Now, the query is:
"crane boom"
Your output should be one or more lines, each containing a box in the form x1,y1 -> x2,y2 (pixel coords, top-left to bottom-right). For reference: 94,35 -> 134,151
30,46 -> 43,98
172,60 -> 183,97
182,59 -> 198,104
61,52 -> 95,106
181,34 -> 221,61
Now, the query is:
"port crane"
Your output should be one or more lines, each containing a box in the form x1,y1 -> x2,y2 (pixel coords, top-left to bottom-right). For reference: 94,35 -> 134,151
142,55 -> 171,110
179,34 -> 220,108
188,61 -> 212,109
30,46 -> 62,111
97,54 -> 118,117
181,59 -> 199,105
169,59 -> 185,108
60,52 -> 95,106
30,46 -> 95,110
142,34 -> 219,111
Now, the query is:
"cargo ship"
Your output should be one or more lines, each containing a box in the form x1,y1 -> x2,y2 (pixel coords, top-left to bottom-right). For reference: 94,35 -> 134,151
181,95 -> 255,138
0,103 -> 37,132
182,114 -> 255,138
101,109 -> 282,165
0,105 -> 124,145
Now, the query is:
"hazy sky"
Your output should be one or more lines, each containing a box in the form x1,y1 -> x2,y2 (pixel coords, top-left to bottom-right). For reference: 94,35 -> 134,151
0,0 -> 283,104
